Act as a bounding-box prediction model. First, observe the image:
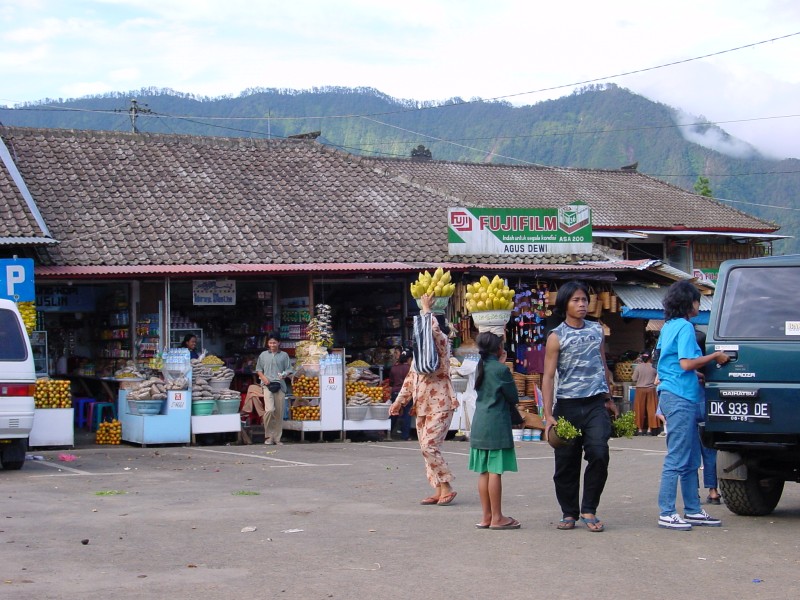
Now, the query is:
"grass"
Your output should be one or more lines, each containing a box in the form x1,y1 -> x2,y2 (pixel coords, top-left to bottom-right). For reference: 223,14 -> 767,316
94,490 -> 126,496
231,490 -> 261,496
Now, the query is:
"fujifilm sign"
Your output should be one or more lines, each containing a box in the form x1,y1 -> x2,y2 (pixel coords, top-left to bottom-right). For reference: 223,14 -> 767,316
447,205 -> 593,256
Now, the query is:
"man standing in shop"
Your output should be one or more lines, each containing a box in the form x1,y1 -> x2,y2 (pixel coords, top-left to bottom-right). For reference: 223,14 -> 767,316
256,333 -> 293,445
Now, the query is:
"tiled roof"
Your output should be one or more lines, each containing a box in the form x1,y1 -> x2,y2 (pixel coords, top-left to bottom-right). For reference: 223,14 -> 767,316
0,140 -> 52,241
0,127 -> 775,269
365,157 -> 777,232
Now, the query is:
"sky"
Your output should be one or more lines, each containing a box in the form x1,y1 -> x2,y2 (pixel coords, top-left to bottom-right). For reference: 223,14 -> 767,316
1,0 -> 800,159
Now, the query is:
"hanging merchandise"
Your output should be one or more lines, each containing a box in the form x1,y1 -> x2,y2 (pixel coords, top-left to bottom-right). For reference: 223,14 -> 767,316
511,281 -> 551,375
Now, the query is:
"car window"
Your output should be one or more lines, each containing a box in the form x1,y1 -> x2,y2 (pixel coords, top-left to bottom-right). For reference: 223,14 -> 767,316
717,266 -> 800,339
0,309 -> 29,360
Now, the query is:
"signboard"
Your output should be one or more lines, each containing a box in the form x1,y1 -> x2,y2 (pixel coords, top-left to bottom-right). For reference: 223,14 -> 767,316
193,280 -> 236,305
36,284 -> 96,312
692,268 -> 719,284
0,258 -> 35,301
448,205 -> 593,256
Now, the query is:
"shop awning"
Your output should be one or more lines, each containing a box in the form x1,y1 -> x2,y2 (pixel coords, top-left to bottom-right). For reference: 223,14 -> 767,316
612,285 -> 712,324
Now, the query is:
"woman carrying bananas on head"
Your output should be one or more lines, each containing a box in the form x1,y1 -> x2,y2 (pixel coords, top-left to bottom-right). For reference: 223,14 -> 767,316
390,292 -> 459,506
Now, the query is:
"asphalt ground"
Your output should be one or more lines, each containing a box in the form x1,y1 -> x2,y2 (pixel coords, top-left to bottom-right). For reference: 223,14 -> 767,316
2,435 -> 800,600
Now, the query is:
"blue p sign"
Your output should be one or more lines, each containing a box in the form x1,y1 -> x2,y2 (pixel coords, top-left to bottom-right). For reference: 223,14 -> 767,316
0,258 -> 35,301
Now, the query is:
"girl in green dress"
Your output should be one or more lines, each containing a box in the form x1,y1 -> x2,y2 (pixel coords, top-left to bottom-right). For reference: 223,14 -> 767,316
469,332 -> 521,530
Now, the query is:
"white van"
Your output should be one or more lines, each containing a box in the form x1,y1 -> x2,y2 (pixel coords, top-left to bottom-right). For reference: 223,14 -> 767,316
0,299 -> 36,470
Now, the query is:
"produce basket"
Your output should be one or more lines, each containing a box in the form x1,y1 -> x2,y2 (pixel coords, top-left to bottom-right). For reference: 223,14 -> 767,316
215,398 -> 241,414
191,400 -> 215,416
209,379 -> 234,393
345,405 -> 368,421
471,310 -> 512,333
367,403 -> 391,420
415,296 -> 450,314
128,399 -> 164,415
451,376 -> 469,394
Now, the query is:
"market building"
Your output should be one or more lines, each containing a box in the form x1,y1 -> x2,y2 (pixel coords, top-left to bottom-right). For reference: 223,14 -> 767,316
0,126 -> 781,444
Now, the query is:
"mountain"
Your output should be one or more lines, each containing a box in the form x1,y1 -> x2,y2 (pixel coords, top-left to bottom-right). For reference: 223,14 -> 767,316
2,84 -> 798,253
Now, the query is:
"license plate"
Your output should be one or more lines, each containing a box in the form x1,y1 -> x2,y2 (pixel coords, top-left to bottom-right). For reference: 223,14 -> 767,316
707,398 -> 770,422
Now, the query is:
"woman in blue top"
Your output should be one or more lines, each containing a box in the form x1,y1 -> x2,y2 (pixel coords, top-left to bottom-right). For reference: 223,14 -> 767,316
468,332 -> 521,530
655,281 -> 729,530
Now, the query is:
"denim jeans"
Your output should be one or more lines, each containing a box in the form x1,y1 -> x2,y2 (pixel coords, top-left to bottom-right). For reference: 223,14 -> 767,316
700,439 -> 718,489
657,390 -> 703,516
552,395 -> 612,518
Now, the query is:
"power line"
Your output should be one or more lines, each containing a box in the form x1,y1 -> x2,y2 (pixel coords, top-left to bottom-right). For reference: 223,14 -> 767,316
4,31 -> 799,123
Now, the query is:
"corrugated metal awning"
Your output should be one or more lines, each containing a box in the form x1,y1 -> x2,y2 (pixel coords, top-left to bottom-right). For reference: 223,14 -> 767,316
613,284 -> 712,324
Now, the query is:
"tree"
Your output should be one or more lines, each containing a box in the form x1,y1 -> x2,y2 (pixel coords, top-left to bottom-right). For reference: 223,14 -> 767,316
694,175 -> 713,197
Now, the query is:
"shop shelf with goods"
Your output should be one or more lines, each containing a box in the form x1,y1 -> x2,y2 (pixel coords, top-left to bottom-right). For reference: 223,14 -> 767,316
30,330 -> 48,377
135,313 -> 161,370
189,362 -> 241,440
343,350 -> 391,436
283,349 -> 345,441
279,297 -> 311,358
223,287 -> 276,354
169,327 -> 204,351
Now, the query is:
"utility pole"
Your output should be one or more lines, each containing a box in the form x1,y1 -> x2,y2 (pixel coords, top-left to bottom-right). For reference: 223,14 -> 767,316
128,99 -> 153,133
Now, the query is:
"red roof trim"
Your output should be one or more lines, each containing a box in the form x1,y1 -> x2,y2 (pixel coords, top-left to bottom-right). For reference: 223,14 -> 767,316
34,260 -> 652,279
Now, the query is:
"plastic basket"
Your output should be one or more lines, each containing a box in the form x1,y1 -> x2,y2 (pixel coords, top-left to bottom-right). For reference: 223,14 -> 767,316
215,398 -> 241,414
191,400 -> 215,416
345,405 -> 368,421
367,403 -> 390,420
415,296 -> 450,314
209,379 -> 234,392
128,399 -> 164,415
451,377 -> 469,394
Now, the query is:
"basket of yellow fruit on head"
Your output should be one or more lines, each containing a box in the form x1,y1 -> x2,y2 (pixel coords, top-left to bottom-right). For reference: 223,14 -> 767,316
410,268 -> 456,314
466,275 -> 515,335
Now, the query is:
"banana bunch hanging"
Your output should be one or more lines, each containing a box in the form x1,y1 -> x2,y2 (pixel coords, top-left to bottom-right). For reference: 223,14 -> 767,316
465,275 -> 515,312
409,268 -> 456,298
16,301 -> 37,335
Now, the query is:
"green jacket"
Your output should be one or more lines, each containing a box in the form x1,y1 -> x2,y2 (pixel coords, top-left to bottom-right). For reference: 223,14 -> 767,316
469,356 -> 519,450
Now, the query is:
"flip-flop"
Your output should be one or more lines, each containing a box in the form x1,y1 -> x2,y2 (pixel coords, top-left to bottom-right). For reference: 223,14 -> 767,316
580,516 -> 605,532
420,496 -> 440,505
475,523 -> 490,529
489,517 -> 521,530
557,517 -> 576,530
706,495 -> 722,505
437,491 -> 457,506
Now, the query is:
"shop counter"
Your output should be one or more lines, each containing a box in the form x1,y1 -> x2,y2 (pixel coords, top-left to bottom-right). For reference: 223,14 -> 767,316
120,389 -> 191,446
29,408 -> 75,447
191,413 -> 241,441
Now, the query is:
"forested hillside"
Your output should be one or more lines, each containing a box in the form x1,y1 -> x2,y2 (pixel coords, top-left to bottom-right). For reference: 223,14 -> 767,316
2,85 -> 798,253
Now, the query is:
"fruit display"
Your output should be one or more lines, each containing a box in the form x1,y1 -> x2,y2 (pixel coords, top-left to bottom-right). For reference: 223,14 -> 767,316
16,301 -> 37,335
290,404 -> 321,421
114,360 -> 145,379
409,268 -> 456,299
292,375 -> 320,397
307,304 -> 333,348
347,360 -> 370,368
346,380 -> 384,402
465,275 -> 515,312
96,419 -> 122,444
346,392 -> 372,406
34,378 -> 72,408
201,354 -> 225,366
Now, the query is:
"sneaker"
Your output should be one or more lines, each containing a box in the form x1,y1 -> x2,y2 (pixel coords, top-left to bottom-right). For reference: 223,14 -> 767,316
684,509 -> 721,527
658,514 -> 692,530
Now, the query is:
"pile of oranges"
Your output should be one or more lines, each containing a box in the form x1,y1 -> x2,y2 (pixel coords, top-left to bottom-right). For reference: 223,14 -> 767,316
290,405 -> 321,420
34,379 -> 72,408
292,375 -> 320,397
345,380 -> 384,402
96,419 -> 122,445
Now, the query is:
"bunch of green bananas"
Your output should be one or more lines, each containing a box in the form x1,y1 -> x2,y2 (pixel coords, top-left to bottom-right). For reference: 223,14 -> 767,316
465,275 -> 515,312
409,268 -> 455,299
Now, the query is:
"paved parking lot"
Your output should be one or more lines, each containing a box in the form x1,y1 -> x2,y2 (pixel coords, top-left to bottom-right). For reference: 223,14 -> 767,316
2,436 -> 800,600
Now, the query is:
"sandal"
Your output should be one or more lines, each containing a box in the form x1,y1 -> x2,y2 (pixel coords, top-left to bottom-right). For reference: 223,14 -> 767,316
557,517 -> 576,530
475,523 -> 490,529
706,494 -> 722,505
419,495 -> 440,505
437,491 -> 457,506
580,516 -> 605,532
489,517 -> 521,530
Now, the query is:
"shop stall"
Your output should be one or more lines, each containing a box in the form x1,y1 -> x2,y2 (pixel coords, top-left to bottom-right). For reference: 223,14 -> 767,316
30,379 -> 74,448
120,350 -> 192,446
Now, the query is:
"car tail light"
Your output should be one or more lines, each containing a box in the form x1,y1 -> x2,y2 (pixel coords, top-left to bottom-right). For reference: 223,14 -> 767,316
0,383 -> 36,396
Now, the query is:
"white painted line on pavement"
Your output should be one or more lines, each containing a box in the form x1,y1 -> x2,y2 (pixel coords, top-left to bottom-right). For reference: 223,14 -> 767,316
26,461 -> 92,475
189,446 -> 318,466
